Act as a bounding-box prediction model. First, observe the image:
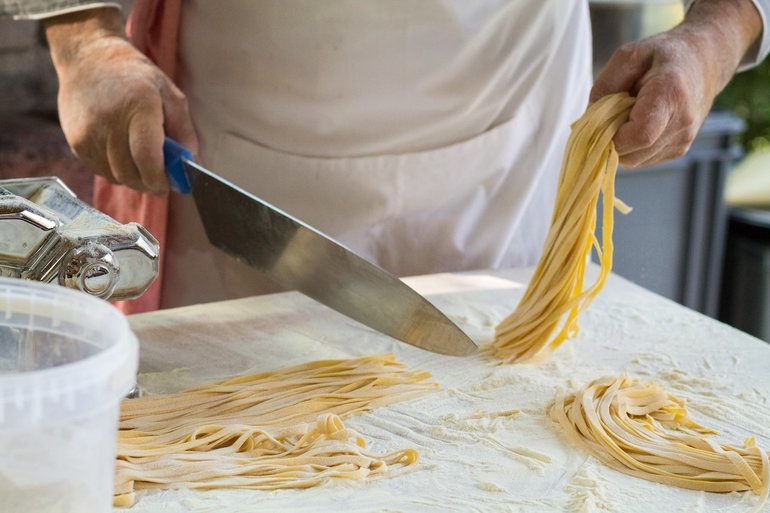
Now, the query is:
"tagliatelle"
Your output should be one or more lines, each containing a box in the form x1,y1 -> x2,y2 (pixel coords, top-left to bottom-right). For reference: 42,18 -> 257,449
114,354 -> 437,506
551,375 -> 770,512
494,93 -> 635,363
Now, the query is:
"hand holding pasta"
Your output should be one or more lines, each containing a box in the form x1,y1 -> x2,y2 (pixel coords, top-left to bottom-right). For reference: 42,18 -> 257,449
591,0 -> 762,168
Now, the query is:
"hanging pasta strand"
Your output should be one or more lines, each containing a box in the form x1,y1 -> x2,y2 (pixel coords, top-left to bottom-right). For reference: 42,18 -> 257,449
114,354 -> 437,507
551,376 -> 769,513
494,93 -> 635,363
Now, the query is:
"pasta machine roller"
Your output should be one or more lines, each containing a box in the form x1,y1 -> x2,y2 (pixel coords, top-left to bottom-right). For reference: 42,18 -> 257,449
0,176 -> 159,300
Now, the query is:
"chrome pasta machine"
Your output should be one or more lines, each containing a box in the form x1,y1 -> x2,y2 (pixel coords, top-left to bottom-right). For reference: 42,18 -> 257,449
0,177 -> 159,300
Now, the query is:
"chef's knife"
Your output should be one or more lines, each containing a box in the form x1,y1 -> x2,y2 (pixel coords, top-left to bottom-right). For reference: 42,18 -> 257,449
162,138 -> 477,356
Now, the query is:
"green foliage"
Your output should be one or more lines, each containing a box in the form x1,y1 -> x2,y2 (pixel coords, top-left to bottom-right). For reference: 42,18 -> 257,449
715,58 -> 770,151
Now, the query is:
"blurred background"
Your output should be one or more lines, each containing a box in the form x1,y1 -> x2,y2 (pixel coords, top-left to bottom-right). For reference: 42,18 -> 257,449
0,15 -> 92,199
0,0 -> 768,341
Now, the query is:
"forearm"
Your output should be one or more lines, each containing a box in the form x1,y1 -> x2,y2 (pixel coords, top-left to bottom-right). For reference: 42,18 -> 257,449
684,0 -> 766,71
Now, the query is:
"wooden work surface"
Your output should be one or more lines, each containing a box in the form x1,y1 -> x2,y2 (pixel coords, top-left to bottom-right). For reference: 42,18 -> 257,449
124,268 -> 770,513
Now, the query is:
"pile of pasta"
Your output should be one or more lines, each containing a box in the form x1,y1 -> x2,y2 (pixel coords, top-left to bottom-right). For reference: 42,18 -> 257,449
494,93 -> 635,363
551,375 -> 769,510
115,354 -> 437,506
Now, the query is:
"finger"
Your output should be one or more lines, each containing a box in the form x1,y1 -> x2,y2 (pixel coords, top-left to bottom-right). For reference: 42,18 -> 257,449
161,81 -> 199,157
63,119 -> 113,180
619,129 -> 691,168
71,136 -> 114,182
613,77 -> 676,156
101,173 -> 119,185
619,145 -> 665,169
128,94 -> 168,193
106,130 -> 145,190
590,42 -> 652,103
633,136 -> 693,169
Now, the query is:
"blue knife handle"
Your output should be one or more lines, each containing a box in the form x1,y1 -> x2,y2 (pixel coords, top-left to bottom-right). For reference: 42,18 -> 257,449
163,137 -> 194,194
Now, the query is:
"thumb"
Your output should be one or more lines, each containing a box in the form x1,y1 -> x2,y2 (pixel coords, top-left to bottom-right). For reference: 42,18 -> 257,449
590,43 -> 651,103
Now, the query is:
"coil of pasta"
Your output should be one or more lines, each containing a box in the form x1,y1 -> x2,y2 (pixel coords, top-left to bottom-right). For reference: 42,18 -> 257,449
494,93 -> 635,363
114,354 -> 437,507
551,375 -> 769,512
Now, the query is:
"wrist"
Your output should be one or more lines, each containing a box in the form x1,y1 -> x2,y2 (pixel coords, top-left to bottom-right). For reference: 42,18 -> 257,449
44,7 -> 126,70
680,0 -> 762,80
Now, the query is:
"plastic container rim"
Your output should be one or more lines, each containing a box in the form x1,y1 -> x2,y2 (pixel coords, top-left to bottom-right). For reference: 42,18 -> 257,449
0,277 -> 138,399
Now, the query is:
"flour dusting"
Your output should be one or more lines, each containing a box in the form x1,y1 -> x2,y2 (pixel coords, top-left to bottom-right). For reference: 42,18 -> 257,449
125,270 -> 770,513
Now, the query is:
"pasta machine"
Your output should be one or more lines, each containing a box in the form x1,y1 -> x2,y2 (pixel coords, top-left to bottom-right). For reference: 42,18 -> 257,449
0,176 -> 159,300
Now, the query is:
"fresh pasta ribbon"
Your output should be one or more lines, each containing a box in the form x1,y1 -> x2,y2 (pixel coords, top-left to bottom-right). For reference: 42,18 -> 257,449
494,93 -> 635,363
551,375 -> 770,512
114,354 -> 436,506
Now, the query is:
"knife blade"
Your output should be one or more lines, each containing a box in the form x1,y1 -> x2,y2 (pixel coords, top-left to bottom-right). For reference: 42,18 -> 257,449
162,138 -> 477,356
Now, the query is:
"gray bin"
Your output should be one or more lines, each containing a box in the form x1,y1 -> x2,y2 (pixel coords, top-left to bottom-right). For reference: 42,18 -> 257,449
720,207 -> 770,341
594,111 -> 744,317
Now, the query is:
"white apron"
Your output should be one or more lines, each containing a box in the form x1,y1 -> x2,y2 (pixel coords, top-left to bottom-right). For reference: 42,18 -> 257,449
161,0 -> 592,308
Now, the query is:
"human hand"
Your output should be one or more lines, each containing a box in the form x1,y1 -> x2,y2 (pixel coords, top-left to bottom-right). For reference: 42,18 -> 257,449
590,0 -> 762,168
44,8 -> 198,193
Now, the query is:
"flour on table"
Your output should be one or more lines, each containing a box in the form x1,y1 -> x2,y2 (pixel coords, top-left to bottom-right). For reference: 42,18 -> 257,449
125,270 -> 770,513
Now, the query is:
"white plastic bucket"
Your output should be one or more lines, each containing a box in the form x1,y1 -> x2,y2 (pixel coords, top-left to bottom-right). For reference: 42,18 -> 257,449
0,278 -> 138,513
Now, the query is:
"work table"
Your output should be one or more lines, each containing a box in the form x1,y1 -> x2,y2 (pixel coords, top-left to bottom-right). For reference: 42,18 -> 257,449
124,268 -> 770,512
